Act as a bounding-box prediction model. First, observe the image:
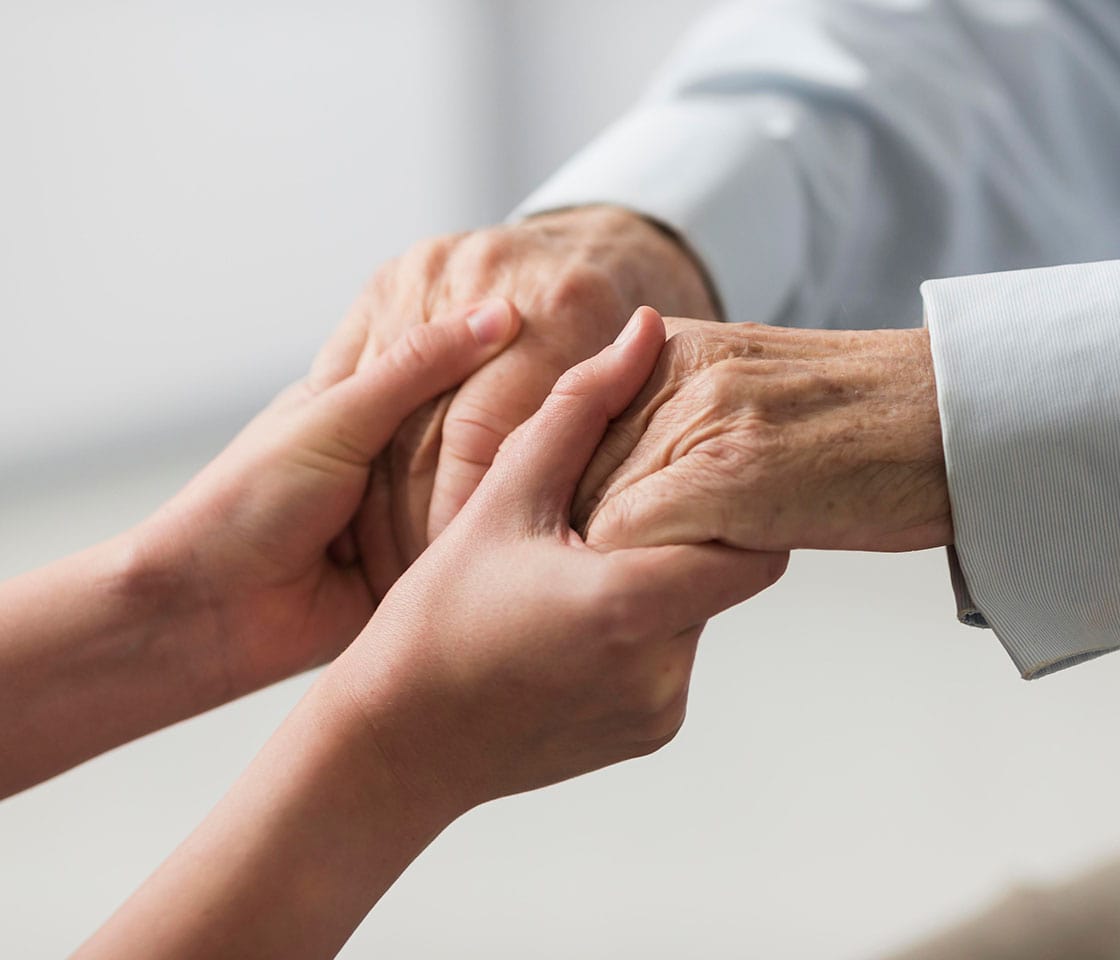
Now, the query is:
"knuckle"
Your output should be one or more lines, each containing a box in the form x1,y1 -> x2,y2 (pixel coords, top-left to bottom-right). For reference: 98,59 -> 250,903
636,666 -> 689,720
662,315 -> 708,339
592,420 -> 645,475
364,256 -> 401,298
698,358 -> 753,417
542,366 -> 606,430
550,362 -> 597,400
594,565 -> 655,631
542,264 -> 622,317
631,709 -> 687,757
584,491 -> 642,549
765,551 -> 791,585
391,323 -> 441,373
442,398 -> 521,468
452,229 -> 513,279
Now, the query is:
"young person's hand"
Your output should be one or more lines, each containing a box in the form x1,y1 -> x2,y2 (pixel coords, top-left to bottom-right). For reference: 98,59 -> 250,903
330,306 -> 788,813
77,308 -> 786,960
0,302 -> 517,799
139,301 -> 521,695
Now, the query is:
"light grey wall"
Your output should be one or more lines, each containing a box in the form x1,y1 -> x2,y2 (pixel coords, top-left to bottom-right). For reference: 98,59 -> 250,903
5,3 -> 1120,959
490,0 -> 724,206
0,0 -> 502,477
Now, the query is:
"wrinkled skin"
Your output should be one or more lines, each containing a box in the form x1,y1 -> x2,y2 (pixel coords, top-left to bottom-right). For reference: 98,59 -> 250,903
575,317 -> 952,554
309,206 -> 719,597
335,309 -> 788,812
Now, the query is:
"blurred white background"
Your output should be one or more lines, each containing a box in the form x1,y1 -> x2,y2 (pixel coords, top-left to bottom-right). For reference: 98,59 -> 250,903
4,2 -> 1120,957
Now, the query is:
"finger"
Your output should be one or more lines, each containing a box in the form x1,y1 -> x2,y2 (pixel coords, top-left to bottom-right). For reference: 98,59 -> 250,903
390,392 -> 452,566
299,298 -> 520,465
609,541 -> 789,632
585,457 -> 730,552
570,411 -> 647,538
307,302 -> 372,392
353,455 -> 405,601
425,317 -> 557,542
571,340 -> 684,535
484,306 -> 666,525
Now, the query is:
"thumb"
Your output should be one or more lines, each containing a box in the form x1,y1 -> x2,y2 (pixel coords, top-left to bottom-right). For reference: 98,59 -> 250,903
482,306 -> 665,527
300,298 -> 520,465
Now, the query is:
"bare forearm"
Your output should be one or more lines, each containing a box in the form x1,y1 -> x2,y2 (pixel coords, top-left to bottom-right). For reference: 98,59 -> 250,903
75,669 -> 452,960
0,528 -> 226,798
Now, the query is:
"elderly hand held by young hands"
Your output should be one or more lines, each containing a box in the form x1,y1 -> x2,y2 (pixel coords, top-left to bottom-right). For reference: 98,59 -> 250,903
77,309 -> 788,960
329,307 -> 788,812
309,206 -> 720,596
575,317 -> 952,554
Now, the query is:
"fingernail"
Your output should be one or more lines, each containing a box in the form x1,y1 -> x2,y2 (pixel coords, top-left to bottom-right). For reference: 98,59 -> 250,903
467,298 -> 513,346
615,308 -> 643,347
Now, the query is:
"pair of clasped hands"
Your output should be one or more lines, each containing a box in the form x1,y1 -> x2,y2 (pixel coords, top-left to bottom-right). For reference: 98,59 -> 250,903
66,208 -> 950,957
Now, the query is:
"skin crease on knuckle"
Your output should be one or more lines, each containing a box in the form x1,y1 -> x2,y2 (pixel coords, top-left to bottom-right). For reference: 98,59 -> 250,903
441,397 -> 523,469
549,361 -> 604,404
383,324 -> 438,383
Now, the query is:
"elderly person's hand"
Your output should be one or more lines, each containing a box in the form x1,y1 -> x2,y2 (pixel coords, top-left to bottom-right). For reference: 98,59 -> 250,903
78,310 -> 788,960
308,206 -> 719,596
574,317 -> 952,554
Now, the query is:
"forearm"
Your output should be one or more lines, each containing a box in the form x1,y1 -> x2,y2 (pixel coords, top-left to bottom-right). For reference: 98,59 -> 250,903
75,667 -> 453,960
0,527 -> 228,798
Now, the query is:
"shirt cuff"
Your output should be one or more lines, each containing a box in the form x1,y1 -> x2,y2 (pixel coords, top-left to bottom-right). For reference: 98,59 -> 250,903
923,260 -> 1120,678
511,96 -> 806,329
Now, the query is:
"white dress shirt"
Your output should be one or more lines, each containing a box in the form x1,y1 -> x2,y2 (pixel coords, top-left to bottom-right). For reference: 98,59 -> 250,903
516,0 -> 1120,678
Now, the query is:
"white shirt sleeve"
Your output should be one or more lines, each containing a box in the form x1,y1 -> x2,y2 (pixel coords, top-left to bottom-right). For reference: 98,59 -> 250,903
925,261 -> 1120,678
515,0 -> 1120,676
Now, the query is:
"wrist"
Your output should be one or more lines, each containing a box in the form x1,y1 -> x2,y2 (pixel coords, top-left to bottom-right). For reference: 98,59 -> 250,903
116,512 -> 239,704
895,326 -> 953,546
313,643 -> 474,828
77,664 -> 457,960
831,325 -> 951,550
0,526 -> 235,797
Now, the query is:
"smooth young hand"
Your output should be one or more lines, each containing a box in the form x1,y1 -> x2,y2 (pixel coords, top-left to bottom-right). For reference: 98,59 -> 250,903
0,301 -> 518,799
330,307 -> 789,814
139,302 -> 521,694
77,309 -> 787,960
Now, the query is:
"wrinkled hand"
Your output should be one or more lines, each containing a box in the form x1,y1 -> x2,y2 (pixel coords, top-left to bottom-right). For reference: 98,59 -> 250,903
309,206 -> 719,597
331,309 -> 788,813
575,317 -> 952,554
140,305 -> 518,693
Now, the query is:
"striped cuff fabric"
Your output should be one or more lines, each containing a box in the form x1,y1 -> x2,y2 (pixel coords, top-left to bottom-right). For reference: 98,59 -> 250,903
924,260 -> 1120,678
